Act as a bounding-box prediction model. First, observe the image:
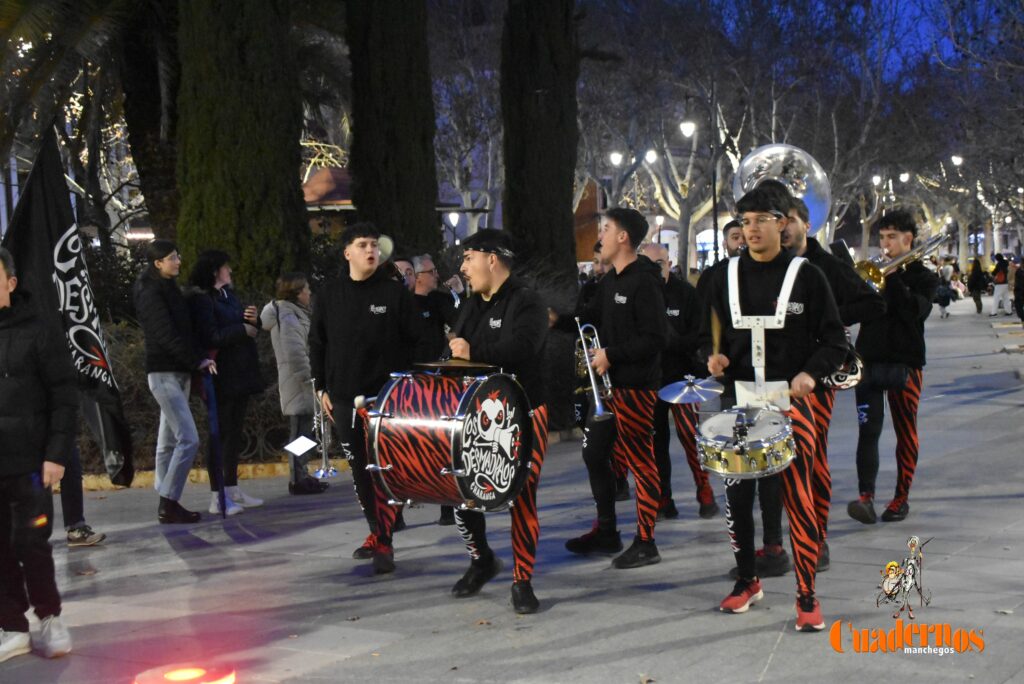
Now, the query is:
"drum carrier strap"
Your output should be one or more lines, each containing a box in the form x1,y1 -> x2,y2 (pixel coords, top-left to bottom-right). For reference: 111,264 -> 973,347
727,256 -> 805,397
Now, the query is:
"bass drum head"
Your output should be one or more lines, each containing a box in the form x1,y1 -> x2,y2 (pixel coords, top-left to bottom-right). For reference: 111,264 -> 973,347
451,373 -> 533,512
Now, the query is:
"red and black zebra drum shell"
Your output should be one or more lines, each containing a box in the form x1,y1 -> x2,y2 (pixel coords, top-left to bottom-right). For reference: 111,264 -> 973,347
366,371 -> 534,512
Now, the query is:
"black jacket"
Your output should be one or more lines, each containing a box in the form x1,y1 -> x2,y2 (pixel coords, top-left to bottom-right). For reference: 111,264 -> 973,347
574,255 -> 668,390
802,239 -> 886,326
698,250 -> 847,384
0,293 -> 79,476
661,275 -> 704,381
189,286 -> 265,398
133,271 -> 200,374
855,261 -> 938,368
309,266 -> 420,402
413,290 -> 460,363
453,276 -> 548,407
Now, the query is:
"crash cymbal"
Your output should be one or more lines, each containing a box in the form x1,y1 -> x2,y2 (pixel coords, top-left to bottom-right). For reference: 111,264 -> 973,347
414,359 -> 499,373
658,375 -> 724,404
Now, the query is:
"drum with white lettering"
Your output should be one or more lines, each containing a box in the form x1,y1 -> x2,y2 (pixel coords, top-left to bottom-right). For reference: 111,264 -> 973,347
366,371 -> 533,512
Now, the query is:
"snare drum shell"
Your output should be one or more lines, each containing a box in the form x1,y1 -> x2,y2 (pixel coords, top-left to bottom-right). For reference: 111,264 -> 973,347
696,409 -> 796,479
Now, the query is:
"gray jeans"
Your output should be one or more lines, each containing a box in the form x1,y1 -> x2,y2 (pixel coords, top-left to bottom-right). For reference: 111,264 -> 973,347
147,372 -> 200,501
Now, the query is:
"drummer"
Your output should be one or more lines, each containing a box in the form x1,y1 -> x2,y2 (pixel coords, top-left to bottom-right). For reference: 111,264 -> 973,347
447,229 -> 550,614
700,186 -> 845,631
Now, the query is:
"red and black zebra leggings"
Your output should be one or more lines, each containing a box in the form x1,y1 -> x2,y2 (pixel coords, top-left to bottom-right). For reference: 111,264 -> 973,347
725,396 -> 819,598
653,399 -> 711,502
855,368 -> 923,505
455,405 -> 550,582
805,387 -> 836,540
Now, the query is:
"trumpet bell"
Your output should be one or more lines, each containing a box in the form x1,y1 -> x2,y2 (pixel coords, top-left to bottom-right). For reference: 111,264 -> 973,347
733,143 -> 831,237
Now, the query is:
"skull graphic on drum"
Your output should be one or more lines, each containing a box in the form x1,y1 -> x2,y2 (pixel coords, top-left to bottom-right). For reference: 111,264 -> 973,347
463,390 -> 522,501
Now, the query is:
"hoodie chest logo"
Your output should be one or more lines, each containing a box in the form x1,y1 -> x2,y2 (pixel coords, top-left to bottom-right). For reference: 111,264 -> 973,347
489,318 -> 502,329
785,302 -> 804,315
666,308 -> 680,317
369,304 -> 387,315
614,293 -> 628,304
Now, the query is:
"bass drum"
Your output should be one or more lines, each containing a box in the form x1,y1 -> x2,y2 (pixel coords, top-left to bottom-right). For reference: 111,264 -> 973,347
366,371 -> 533,512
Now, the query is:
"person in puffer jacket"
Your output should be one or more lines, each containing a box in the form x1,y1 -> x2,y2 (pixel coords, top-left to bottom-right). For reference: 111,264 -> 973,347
260,273 -> 327,495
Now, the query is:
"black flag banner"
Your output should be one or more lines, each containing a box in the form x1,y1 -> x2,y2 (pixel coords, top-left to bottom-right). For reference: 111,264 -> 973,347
1,128 -> 134,486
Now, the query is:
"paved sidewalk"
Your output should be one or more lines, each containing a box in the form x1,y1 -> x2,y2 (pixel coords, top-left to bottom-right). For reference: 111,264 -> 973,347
3,296 -> 1023,683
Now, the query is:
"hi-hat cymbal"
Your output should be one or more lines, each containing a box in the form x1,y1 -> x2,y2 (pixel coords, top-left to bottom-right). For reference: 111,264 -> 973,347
414,359 -> 498,373
658,376 -> 724,404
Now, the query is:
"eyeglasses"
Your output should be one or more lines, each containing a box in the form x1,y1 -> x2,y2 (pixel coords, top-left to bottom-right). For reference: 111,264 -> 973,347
739,213 -> 783,228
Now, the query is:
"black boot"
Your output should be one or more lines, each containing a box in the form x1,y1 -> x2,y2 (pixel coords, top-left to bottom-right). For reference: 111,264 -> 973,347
511,581 -> 540,614
289,476 -> 329,495
158,497 -> 201,524
452,553 -> 502,598
438,506 -> 456,526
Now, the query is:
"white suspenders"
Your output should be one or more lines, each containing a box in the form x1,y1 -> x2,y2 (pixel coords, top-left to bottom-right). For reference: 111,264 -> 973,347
727,256 -> 805,407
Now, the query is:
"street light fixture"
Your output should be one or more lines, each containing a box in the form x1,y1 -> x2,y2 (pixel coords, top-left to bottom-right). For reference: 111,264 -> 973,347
644,149 -> 658,164
609,151 -> 623,167
899,172 -> 910,183
655,214 -> 665,242
951,155 -> 963,167
1005,216 -> 1013,224
872,175 -> 882,186
447,211 -> 460,228
679,120 -> 696,138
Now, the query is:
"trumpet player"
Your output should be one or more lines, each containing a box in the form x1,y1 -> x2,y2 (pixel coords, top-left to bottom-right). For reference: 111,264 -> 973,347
848,209 -> 939,525
560,208 -> 668,569
640,242 -> 719,520
308,223 -> 421,574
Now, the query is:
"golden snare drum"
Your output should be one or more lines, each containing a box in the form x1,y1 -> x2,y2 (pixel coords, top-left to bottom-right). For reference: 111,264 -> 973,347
697,408 -> 796,479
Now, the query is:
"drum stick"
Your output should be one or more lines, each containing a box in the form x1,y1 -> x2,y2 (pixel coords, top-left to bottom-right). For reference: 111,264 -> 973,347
711,308 -> 722,356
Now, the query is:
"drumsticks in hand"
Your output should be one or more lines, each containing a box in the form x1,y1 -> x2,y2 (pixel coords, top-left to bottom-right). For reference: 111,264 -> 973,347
711,307 -> 722,356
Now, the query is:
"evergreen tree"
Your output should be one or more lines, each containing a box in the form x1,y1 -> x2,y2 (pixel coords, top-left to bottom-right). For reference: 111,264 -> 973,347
176,0 -> 308,291
500,0 -> 579,276
345,0 -> 440,253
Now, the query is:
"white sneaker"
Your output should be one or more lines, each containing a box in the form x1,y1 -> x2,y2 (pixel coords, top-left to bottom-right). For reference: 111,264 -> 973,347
227,485 -> 263,508
34,616 -> 71,658
0,629 -> 31,663
209,492 -> 244,516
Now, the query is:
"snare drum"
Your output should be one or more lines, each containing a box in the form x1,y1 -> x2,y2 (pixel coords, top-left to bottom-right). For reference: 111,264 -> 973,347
696,407 -> 796,479
366,371 -> 534,512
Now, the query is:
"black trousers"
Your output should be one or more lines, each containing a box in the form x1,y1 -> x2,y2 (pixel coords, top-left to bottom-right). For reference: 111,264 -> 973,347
0,472 -> 61,632
58,446 -> 85,530
332,398 -> 383,537
209,395 -> 250,490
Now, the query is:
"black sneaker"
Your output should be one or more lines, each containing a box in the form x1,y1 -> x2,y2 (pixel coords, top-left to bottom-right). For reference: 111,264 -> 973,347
880,500 -> 909,522
289,477 -> 329,495
438,506 -> 456,526
511,581 -> 540,614
816,542 -> 830,572
158,497 -> 201,524
612,537 -> 661,569
452,554 -> 502,597
656,499 -> 679,520
67,525 -> 106,547
848,494 -> 877,524
755,545 -> 791,577
372,543 -> 395,575
352,533 -> 376,560
614,476 -> 631,501
565,524 -> 623,555
392,510 -> 407,532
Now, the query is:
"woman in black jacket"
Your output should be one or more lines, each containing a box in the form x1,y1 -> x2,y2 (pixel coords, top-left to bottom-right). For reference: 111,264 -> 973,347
133,240 -> 214,524
966,259 -> 987,314
188,250 -> 265,516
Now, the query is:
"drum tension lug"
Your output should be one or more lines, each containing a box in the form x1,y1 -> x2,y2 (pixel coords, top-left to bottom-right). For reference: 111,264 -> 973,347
365,464 -> 393,472
387,498 -> 413,507
439,467 -> 468,477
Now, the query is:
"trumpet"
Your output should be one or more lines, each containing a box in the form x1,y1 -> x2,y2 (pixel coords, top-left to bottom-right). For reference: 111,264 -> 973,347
310,379 -> 338,479
855,233 -> 949,292
574,318 -> 613,422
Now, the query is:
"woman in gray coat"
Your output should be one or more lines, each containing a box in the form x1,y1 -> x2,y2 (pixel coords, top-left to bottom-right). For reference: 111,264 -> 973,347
261,273 -> 328,494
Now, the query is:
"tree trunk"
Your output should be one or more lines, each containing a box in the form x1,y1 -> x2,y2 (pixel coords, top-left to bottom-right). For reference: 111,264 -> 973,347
119,0 -> 180,240
500,0 -> 579,276
176,0 -> 308,291
345,0 -> 440,254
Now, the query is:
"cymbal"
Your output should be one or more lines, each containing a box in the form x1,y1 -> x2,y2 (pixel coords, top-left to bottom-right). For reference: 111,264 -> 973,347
414,359 -> 498,373
658,376 -> 724,404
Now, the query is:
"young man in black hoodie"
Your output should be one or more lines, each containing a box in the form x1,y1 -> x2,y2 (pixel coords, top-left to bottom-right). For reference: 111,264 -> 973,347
0,247 -> 78,662
700,187 -> 846,631
848,210 -> 938,525
445,229 -> 550,614
563,207 -> 668,569
780,197 -> 885,569
640,242 -> 718,520
309,223 -> 420,574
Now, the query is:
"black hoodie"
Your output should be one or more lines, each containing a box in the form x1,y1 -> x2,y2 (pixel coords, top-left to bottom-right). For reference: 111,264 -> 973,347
855,260 -> 938,368
698,249 -> 847,385
802,239 -> 886,326
453,276 -> 548,406
574,255 -> 668,389
661,274 -> 704,381
0,292 -> 79,476
309,266 -> 420,402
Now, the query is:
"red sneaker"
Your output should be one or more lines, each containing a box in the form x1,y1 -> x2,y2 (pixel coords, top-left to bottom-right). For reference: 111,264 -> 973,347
352,533 -> 376,560
720,578 -> 763,613
795,595 -> 825,632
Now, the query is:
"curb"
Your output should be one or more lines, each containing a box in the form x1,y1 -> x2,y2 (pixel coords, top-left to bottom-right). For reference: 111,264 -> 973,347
76,429 -> 583,493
